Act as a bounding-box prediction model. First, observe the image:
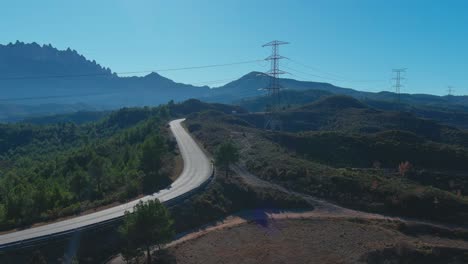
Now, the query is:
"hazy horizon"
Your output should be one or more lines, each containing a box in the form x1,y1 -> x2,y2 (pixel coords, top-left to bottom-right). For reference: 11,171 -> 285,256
2,1 -> 468,95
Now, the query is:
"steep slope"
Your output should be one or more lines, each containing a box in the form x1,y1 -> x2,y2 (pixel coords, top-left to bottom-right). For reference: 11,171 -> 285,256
0,42 -> 210,108
0,42 -> 112,77
0,42 -> 116,101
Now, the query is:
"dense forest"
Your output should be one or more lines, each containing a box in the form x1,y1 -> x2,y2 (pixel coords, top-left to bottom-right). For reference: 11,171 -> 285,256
0,99 -> 244,231
0,105 -> 176,230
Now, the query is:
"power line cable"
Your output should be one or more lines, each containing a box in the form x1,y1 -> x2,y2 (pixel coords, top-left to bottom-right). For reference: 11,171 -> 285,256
283,65 -> 343,82
286,59 -> 386,83
0,59 -> 263,81
190,77 -> 240,86
286,58 -> 349,79
0,92 -> 119,102
0,76 -> 248,102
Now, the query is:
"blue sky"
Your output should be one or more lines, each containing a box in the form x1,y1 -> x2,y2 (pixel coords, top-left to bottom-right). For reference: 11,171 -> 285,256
1,0 -> 468,95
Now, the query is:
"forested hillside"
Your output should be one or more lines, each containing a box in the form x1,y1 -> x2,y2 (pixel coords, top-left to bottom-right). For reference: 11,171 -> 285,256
239,95 -> 468,147
185,103 -> 468,224
0,99 -> 243,230
21,110 -> 111,125
0,106 -> 175,230
0,103 -> 103,123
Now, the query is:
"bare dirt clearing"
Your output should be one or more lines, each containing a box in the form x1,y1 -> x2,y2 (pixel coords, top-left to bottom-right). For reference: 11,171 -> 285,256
167,216 -> 468,264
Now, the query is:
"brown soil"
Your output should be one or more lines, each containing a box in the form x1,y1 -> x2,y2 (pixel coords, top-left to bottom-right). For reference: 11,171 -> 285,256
108,160 -> 468,264
108,209 -> 468,264
167,217 -> 468,264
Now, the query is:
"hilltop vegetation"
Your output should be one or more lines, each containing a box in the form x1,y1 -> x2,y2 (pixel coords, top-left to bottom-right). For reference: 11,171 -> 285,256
240,95 -> 468,147
0,103 -> 102,123
240,89 -> 468,130
269,130 -> 468,170
236,89 -> 332,112
184,100 -> 468,224
21,110 -> 111,125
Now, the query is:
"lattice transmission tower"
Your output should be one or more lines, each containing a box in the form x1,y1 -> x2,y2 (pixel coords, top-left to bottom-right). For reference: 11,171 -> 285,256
447,86 -> 454,96
262,40 -> 289,130
392,68 -> 406,106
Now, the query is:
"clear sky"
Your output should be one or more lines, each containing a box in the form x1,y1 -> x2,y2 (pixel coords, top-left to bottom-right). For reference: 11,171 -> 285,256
1,0 -> 468,95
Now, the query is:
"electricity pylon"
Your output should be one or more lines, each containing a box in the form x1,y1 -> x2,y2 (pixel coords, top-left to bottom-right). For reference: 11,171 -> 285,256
262,40 -> 289,131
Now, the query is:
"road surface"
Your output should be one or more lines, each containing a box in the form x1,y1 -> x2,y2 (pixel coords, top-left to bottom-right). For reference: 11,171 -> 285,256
0,118 -> 212,249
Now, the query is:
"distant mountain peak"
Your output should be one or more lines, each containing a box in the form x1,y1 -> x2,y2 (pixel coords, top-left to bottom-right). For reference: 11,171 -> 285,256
142,72 -> 177,84
244,71 -> 268,78
0,41 -> 112,76
145,72 -> 164,78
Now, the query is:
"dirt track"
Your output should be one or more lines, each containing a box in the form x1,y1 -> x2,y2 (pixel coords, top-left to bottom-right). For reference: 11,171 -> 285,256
108,166 -> 468,264
231,165 -> 468,230
167,217 -> 468,264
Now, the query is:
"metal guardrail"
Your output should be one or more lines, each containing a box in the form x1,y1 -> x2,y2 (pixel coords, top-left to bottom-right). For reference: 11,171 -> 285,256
0,163 -> 216,253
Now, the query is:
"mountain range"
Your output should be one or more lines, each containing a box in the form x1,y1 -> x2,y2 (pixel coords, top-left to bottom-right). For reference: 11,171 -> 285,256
0,42 -> 210,107
1,41 -> 468,121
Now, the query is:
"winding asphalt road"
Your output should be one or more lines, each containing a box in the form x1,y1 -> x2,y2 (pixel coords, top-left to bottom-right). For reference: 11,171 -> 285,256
0,118 -> 212,249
